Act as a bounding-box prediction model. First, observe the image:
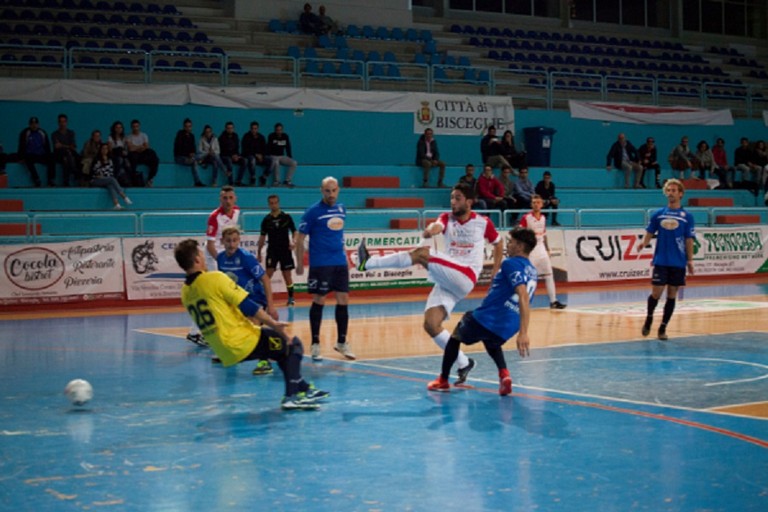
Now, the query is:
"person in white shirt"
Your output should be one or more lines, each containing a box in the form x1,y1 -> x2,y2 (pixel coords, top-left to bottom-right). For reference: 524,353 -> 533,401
126,119 -> 159,187
519,194 -> 566,309
357,182 -> 503,385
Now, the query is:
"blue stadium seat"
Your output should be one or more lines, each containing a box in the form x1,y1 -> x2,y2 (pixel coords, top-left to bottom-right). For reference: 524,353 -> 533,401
334,36 -> 348,49
362,25 -> 374,39
304,60 -> 319,74
387,64 -> 401,78
346,24 -> 360,38
405,28 -> 418,42
129,2 -> 143,12
304,47 -> 317,59
420,30 -> 432,42
390,28 -> 404,41
318,34 -> 332,48
193,32 -> 209,43
369,63 -> 385,77
107,27 -> 122,39
287,46 -> 300,60
113,1 -> 128,10
162,4 -> 178,14
285,20 -> 298,33
335,47 -> 349,60
321,61 -> 336,74
367,50 -> 381,62
268,19 -> 283,32
375,27 -> 389,40
383,51 -> 397,63
145,15 -> 159,26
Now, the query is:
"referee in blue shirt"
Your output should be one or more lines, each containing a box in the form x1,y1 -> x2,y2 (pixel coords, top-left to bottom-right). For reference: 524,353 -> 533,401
295,177 -> 356,362
639,178 -> 695,341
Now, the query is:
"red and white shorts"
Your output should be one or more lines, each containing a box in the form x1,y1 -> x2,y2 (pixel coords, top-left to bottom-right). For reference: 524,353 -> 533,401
424,253 -> 476,318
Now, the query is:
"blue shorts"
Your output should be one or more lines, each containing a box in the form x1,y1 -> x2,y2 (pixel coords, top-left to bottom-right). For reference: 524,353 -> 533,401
307,265 -> 349,296
451,311 -> 507,349
652,265 -> 686,287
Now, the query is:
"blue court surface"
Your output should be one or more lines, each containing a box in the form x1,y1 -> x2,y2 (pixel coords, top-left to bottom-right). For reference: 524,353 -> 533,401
1,283 -> 767,512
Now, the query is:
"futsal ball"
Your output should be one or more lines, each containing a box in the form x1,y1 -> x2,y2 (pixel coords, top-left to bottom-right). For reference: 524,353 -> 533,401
64,379 -> 93,406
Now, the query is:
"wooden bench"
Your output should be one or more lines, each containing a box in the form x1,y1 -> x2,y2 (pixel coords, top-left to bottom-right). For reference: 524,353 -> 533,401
681,178 -> 708,190
343,176 -> 400,188
715,215 -> 761,225
688,197 -> 734,207
365,197 -> 425,208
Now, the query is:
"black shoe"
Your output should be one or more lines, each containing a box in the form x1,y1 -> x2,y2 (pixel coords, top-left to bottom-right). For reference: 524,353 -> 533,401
356,240 -> 370,271
455,358 -> 476,385
258,176 -> 267,187
186,333 -> 209,347
641,317 -> 652,337
657,325 -> 668,341
550,301 -> 566,309
283,180 -> 294,188
194,182 -> 205,187
551,220 -> 561,226
655,181 -> 662,189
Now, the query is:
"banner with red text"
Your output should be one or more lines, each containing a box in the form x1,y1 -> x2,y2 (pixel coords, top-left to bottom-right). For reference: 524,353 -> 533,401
0,238 -> 124,305
569,100 -> 734,126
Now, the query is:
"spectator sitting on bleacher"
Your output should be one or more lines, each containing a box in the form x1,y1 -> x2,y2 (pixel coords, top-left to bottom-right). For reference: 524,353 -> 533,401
734,137 -> 761,187
499,165 -> 518,209
91,142 -> 132,210
268,123 -> 297,188
513,167 -> 534,210
753,140 -> 768,193
80,129 -> 102,180
17,116 -> 53,188
240,121 -> 269,187
318,5 -> 340,35
605,132 -> 643,189
416,128 -> 446,188
694,140 -> 720,187
457,163 -> 486,210
668,135 -> 699,180
174,118 -> 204,187
0,142 -> 6,176
51,114 -> 80,186
637,137 -> 661,189
477,164 -> 513,213
480,125 -> 509,169
299,3 -> 324,36
500,130 -> 526,171
127,119 -> 160,187
108,121 -> 134,187
712,137 -> 735,189
535,170 -> 560,226
198,125 -> 226,187
219,122 -> 242,187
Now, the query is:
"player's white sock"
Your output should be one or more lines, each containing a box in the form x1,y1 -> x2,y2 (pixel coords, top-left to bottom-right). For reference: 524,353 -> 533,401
433,329 -> 469,369
545,274 -> 557,303
365,251 -> 412,270
189,323 -> 201,335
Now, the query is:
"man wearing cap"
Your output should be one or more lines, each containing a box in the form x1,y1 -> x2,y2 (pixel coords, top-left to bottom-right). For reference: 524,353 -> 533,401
17,116 -> 53,187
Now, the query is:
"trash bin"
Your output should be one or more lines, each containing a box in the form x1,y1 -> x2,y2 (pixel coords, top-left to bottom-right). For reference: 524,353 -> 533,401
523,127 -> 557,167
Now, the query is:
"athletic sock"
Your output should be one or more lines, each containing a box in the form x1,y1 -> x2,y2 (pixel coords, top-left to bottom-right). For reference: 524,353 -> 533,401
441,337 -> 461,379
485,344 -> 507,371
432,329 -> 469,369
661,298 -> 676,326
646,295 -> 659,318
335,304 -> 349,344
545,274 -> 557,303
310,303 -> 323,345
287,283 -> 294,299
277,354 -> 303,396
364,251 -> 412,270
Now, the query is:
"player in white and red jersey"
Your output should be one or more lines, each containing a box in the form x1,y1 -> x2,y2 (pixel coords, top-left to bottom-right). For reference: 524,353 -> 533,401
519,194 -> 566,309
205,185 -> 241,268
357,183 -> 503,384
187,185 -> 242,347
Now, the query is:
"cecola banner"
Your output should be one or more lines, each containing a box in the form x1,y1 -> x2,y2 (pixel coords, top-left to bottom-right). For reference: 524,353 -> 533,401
0,238 -> 124,305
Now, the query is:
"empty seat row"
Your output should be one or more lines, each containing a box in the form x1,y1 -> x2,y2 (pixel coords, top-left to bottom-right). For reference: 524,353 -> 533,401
452,24 -> 684,51
268,19 -> 432,42
0,23 -> 211,43
0,0 -> 179,14
0,9 -> 195,29
509,62 -> 738,84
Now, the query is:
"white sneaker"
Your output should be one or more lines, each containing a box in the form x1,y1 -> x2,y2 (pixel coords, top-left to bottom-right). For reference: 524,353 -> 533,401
334,343 -> 356,360
124,196 -> 133,205
113,204 -> 123,210
311,343 -> 323,362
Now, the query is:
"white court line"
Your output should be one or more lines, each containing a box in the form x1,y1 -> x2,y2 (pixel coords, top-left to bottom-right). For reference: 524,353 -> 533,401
351,358 -> 768,422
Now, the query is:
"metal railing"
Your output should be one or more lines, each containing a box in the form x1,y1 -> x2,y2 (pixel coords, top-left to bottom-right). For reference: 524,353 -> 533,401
2,43 -> 766,116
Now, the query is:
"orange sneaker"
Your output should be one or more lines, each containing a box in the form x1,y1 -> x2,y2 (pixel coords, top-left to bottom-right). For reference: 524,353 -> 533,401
499,370 -> 512,396
427,376 -> 450,392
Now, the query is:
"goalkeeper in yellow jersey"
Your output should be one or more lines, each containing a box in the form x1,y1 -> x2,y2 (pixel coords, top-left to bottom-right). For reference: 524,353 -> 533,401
174,239 -> 328,410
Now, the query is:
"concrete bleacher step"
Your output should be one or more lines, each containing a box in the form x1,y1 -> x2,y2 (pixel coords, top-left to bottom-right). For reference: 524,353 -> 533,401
390,218 -> 419,229
715,214 -> 761,225
689,197 -> 734,207
0,175 -> 7,188
343,176 -> 400,188
366,197 -> 425,208
0,199 -> 24,211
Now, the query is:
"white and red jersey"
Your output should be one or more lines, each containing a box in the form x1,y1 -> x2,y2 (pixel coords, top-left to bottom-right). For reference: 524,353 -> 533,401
519,211 -> 547,243
433,211 -> 500,281
206,206 -> 241,252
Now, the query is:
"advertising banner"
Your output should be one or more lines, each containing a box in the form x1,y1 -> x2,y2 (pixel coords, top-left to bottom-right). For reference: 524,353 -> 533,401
562,226 -> 768,282
0,238 -> 124,305
413,94 -> 515,135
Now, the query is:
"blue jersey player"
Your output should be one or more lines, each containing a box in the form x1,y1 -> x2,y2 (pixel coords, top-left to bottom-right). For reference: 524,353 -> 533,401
428,227 -> 538,396
217,226 -> 278,374
295,177 -> 355,362
639,178 -> 695,341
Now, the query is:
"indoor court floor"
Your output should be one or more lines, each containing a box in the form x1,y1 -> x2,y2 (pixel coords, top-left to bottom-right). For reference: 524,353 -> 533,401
1,277 -> 767,511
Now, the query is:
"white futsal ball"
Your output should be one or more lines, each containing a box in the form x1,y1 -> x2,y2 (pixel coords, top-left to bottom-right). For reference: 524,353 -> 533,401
64,379 -> 93,406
